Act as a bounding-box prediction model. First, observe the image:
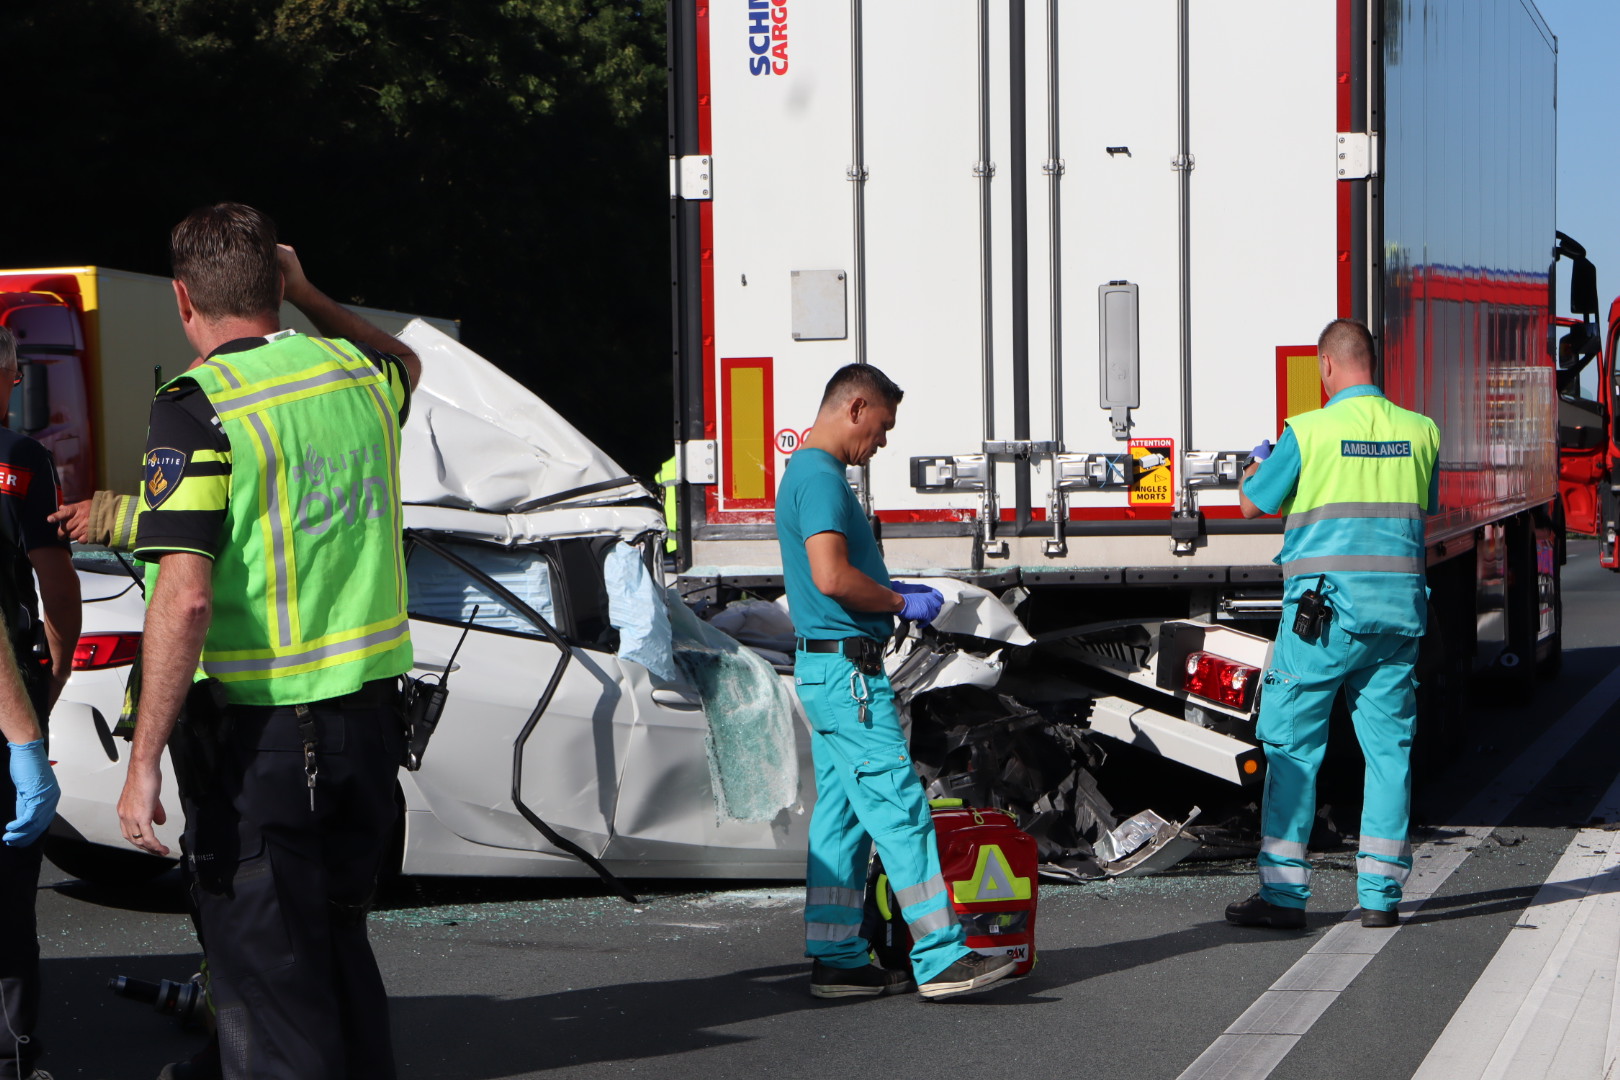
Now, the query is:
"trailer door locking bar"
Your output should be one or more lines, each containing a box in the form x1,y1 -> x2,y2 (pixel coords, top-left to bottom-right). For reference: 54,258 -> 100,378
911,449 -> 1183,494
983,439 -> 1057,459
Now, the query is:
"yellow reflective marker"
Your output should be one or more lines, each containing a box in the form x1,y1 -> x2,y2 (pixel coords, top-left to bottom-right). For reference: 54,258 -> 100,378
1285,350 -> 1324,420
951,844 -> 1032,904
722,357 -> 774,504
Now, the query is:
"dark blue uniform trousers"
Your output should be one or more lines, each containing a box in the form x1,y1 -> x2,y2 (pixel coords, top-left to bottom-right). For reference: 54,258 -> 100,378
183,685 -> 402,1080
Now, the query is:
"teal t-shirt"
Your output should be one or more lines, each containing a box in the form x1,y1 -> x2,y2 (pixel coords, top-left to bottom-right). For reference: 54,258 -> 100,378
776,448 -> 895,641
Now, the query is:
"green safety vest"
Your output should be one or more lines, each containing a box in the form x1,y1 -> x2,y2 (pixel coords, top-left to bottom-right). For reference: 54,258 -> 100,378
1275,391 -> 1439,634
656,456 -> 678,553
174,333 -> 413,704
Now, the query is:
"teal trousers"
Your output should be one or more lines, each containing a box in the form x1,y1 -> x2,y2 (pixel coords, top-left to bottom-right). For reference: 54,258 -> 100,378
794,649 -> 969,982
1256,616 -> 1419,913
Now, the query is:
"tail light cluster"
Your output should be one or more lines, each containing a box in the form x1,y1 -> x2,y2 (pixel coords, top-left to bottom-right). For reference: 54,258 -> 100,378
72,632 -> 141,671
1182,651 -> 1259,711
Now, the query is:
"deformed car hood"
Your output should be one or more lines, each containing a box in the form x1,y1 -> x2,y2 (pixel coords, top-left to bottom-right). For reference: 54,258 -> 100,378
396,320 -> 661,541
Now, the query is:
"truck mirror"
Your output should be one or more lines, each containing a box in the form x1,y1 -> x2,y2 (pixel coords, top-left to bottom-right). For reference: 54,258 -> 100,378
13,361 -> 50,433
1571,256 -> 1599,319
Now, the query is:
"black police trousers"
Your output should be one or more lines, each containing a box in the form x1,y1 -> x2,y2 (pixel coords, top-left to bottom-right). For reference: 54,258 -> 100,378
0,673 -> 51,1080
0,818 -> 42,1080
183,682 -> 402,1080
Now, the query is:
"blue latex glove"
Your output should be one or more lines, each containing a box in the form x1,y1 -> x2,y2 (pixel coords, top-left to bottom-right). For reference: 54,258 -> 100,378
1250,439 -> 1273,462
893,582 -> 945,626
6,739 -> 60,847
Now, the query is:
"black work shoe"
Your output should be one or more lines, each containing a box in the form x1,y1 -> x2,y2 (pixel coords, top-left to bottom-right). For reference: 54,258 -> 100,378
1225,893 -> 1307,929
917,952 -> 1017,1000
810,960 -> 916,999
1360,907 -> 1399,928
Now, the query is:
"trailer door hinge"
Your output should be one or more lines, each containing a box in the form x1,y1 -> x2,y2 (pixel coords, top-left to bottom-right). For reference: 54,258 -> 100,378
671,155 -> 713,200
1335,132 -> 1377,180
679,440 -> 717,484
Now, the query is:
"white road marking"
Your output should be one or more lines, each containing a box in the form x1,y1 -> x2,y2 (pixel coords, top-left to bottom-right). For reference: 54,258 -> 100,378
1177,664 -> 1620,1080
1410,771 -> 1620,1080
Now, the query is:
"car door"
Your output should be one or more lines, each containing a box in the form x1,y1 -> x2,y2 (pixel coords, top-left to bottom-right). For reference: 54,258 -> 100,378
402,534 -> 637,859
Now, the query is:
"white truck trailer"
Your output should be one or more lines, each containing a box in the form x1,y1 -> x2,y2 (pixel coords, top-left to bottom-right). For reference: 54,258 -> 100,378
667,0 -> 1565,784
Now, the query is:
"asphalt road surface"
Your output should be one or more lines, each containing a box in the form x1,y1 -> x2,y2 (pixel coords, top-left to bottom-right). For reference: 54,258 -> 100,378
29,541 -> 1620,1080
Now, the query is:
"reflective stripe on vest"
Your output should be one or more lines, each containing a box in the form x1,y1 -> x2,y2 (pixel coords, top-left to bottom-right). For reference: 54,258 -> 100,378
177,334 -> 412,703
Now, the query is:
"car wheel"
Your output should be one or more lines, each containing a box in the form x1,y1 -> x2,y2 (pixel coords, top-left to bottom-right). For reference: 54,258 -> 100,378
43,835 -> 173,885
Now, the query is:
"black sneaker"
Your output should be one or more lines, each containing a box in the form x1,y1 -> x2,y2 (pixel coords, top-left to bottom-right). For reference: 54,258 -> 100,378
1225,893 -> 1307,929
1360,907 -> 1399,928
810,960 -> 916,999
917,952 -> 1017,1000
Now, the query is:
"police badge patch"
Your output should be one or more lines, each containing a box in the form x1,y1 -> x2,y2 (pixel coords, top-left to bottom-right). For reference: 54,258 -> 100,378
145,448 -> 187,509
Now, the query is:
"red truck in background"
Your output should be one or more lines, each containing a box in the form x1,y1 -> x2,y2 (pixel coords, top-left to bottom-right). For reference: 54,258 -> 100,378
0,267 -> 456,505
1551,234 -> 1620,569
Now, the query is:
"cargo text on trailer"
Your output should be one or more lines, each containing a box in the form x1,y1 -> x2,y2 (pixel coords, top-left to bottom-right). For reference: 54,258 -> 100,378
668,1 -> 1573,783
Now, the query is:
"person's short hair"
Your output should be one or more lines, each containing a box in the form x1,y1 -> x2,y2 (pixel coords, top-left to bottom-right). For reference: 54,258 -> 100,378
819,363 -> 904,411
170,203 -> 281,321
1317,318 -> 1375,369
0,326 -> 15,372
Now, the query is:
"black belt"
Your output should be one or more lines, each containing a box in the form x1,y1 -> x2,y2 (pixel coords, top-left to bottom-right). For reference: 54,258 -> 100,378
796,636 -> 887,653
796,636 -> 888,674
232,677 -> 400,715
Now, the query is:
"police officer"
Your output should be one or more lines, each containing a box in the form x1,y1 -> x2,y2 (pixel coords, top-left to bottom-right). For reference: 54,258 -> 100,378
1225,318 -> 1439,931
779,363 -> 1016,1001
116,204 -> 420,1079
0,323 -> 79,1080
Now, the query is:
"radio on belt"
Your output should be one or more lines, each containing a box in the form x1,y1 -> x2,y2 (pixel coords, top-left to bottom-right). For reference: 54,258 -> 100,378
1292,575 -> 1332,642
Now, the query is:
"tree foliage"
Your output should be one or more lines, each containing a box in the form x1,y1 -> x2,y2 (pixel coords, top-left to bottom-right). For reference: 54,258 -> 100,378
2,0 -> 671,476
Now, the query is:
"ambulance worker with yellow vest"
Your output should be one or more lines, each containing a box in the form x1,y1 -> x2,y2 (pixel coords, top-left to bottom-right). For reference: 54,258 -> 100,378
779,363 -> 1017,1001
1224,319 -> 1439,932
116,204 -> 419,1079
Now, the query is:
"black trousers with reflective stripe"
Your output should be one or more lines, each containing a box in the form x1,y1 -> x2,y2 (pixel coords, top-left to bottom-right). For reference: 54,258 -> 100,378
183,689 -> 403,1080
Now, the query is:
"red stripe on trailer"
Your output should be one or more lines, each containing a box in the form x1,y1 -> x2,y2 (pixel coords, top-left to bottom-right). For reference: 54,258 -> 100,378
990,506 -> 1250,523
697,3 -> 720,521
875,509 -> 977,524
695,2 -> 712,153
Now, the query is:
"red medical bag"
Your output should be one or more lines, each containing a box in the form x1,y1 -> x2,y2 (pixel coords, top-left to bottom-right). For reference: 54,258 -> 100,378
864,800 -> 1039,976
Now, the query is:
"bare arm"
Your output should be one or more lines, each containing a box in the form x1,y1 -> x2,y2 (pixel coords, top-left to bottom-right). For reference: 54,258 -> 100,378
28,547 -> 80,708
117,551 -> 213,855
805,531 -> 904,614
0,626 -> 41,747
278,244 -> 421,390
1238,461 -> 1265,519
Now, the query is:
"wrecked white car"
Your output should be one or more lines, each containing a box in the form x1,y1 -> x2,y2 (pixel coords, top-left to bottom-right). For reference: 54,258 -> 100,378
47,323 -> 1194,888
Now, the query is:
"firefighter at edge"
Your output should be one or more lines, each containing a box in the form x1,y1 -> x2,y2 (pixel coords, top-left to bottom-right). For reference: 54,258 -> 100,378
1225,318 -> 1440,932
117,203 -> 421,1080
777,362 -> 1018,1000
